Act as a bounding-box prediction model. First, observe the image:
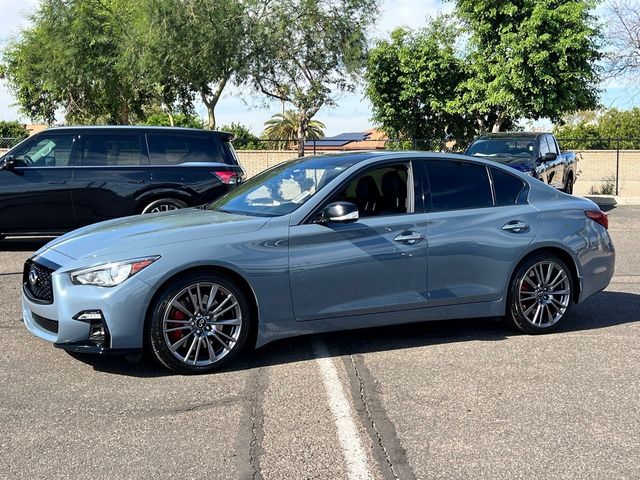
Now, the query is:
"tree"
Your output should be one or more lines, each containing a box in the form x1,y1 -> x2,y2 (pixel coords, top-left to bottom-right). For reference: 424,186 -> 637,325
454,0 -> 602,132
0,121 -> 29,141
249,0 -> 379,156
365,17 -> 475,140
554,107 -> 640,148
2,0 -> 152,124
604,0 -> 640,79
218,122 -> 265,150
138,0 -> 250,129
262,111 -> 325,150
142,112 -> 205,129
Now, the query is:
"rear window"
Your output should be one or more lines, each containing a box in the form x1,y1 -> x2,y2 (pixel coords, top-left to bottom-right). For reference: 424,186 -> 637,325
426,160 -> 493,211
147,134 -> 228,165
491,168 -> 527,206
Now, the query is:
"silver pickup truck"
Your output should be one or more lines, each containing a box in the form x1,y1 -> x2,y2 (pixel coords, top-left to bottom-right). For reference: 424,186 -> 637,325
465,132 -> 577,194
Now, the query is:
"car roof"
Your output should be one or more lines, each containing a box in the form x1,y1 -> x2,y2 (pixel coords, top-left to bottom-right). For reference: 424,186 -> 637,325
297,150 -> 519,167
42,125 -> 234,140
473,132 -> 546,140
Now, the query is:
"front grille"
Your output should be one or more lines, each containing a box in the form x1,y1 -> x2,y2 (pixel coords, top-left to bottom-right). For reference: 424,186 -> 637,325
31,312 -> 59,334
23,260 -> 55,304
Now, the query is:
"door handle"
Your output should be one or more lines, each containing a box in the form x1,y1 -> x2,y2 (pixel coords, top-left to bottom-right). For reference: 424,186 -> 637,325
394,231 -> 424,245
48,180 -> 66,184
502,221 -> 529,233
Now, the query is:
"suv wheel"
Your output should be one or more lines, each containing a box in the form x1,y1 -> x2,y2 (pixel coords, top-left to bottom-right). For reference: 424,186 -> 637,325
507,254 -> 574,334
147,272 -> 251,374
142,198 -> 187,214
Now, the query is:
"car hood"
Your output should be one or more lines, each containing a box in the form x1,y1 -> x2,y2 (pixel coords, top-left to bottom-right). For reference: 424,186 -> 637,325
475,155 -> 535,173
44,208 -> 270,260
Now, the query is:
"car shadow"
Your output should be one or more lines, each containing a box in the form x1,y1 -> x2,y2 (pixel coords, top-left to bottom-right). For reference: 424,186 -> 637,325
73,290 -> 640,377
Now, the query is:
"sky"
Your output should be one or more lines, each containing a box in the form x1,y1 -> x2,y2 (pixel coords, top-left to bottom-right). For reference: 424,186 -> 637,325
0,0 -> 636,136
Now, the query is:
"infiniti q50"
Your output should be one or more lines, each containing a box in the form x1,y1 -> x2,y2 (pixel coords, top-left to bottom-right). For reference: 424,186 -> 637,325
22,152 -> 615,373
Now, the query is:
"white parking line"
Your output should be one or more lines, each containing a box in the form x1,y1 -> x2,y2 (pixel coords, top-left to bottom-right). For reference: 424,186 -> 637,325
312,338 -> 374,480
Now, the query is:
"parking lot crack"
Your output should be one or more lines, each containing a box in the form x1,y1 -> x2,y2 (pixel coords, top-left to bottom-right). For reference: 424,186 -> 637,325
238,365 -> 267,480
345,353 -> 416,480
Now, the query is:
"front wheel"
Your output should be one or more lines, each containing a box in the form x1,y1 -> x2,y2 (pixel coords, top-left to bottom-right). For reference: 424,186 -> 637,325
147,272 -> 252,374
507,255 -> 574,334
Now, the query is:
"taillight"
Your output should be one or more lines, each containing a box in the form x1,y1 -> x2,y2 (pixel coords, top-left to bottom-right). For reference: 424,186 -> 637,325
585,210 -> 608,229
213,171 -> 239,185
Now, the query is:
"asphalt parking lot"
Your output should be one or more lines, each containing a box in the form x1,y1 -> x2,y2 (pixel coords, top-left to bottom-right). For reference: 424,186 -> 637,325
1,206 -> 639,480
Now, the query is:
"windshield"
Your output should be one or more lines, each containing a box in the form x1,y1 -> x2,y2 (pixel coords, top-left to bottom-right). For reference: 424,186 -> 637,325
208,156 -> 357,217
467,138 -> 536,159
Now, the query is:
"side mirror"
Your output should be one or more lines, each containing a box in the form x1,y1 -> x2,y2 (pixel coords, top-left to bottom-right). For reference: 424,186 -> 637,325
542,152 -> 557,162
1,156 -> 16,171
320,201 -> 359,223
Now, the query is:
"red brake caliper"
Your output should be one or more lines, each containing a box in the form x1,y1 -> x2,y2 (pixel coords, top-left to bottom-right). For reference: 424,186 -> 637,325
167,309 -> 186,343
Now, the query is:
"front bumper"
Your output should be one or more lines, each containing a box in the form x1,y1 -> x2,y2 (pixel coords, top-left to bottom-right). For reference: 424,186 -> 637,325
22,250 -> 153,353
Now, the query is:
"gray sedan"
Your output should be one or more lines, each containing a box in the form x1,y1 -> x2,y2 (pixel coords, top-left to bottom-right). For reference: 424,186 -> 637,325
22,152 -> 615,373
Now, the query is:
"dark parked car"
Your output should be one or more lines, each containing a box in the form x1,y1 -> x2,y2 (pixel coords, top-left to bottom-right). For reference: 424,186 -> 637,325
0,126 -> 244,239
465,132 -> 577,194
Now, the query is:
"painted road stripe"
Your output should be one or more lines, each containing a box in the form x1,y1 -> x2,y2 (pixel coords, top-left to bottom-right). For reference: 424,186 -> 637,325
312,338 -> 374,480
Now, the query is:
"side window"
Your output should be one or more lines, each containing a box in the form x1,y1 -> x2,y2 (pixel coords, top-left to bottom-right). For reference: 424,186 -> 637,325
539,137 -> 551,157
10,134 -> 74,167
491,168 -> 527,206
426,160 -> 493,211
147,135 -> 225,165
331,164 -> 410,217
546,135 -> 559,155
80,134 -> 146,166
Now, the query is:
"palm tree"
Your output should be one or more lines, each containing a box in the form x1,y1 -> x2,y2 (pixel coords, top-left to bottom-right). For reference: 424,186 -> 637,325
262,111 -> 325,151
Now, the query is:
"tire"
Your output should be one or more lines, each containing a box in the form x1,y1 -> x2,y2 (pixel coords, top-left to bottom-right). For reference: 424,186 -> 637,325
147,272 -> 252,374
141,198 -> 187,214
563,174 -> 574,194
507,254 -> 574,334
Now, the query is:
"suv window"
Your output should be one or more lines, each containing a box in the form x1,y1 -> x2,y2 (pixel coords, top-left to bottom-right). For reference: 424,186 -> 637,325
546,135 -> 559,155
10,134 -> 75,167
147,134 -> 225,165
426,160 -> 492,211
331,164 -> 410,217
79,134 -> 146,166
491,168 -> 527,206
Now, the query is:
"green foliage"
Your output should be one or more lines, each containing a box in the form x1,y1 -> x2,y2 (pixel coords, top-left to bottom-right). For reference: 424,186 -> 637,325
2,0 -> 151,124
455,0 -> 602,131
250,0 -> 379,155
0,121 -> 29,141
136,0 -> 250,129
142,113 -> 205,129
218,123 -> 265,150
262,111 -> 325,150
365,18 -> 475,140
554,108 -> 640,149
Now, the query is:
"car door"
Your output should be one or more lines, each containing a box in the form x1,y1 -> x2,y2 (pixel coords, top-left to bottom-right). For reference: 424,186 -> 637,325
0,133 -> 75,233
70,131 -> 151,227
544,134 -> 564,188
288,161 -> 429,322
423,159 -> 539,307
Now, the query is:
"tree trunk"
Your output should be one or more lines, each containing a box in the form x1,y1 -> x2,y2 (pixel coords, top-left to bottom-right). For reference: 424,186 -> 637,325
200,76 -> 229,130
168,111 -> 175,127
297,115 -> 309,158
119,102 -> 130,125
491,112 -> 505,133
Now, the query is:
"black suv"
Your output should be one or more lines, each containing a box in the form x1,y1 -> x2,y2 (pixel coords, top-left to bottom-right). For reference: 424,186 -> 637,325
0,126 -> 245,238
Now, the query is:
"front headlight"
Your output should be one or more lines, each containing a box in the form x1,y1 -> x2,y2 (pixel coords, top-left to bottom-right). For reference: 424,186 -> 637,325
70,257 -> 159,287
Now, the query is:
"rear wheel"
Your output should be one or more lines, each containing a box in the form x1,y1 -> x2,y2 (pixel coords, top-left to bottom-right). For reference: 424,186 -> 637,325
141,198 -> 187,214
563,174 -> 574,194
147,272 -> 251,374
507,254 -> 574,334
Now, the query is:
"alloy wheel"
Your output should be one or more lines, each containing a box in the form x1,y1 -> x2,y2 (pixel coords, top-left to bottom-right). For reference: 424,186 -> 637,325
162,282 -> 242,366
517,260 -> 571,328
